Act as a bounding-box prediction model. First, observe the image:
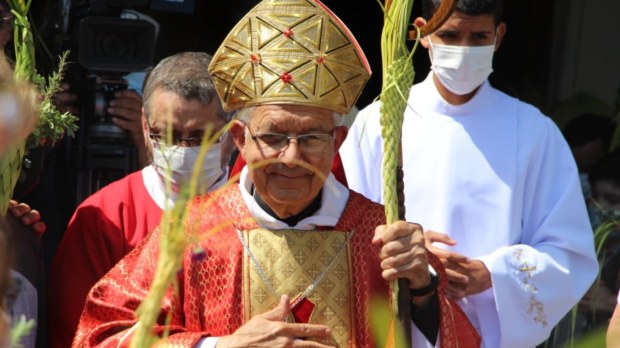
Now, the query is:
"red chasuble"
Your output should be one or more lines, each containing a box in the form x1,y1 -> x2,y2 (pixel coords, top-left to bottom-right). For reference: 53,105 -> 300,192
73,185 -> 480,347
49,170 -> 163,348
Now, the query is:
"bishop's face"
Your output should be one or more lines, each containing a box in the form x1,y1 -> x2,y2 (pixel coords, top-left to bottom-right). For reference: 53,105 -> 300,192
233,104 -> 347,218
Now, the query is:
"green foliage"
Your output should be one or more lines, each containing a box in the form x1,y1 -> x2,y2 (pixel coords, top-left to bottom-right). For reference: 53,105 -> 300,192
542,220 -> 619,347
28,51 -> 79,147
370,296 -> 407,347
0,0 -> 78,214
10,315 -> 35,348
570,327 -> 606,348
594,220 -> 619,258
8,0 -> 78,147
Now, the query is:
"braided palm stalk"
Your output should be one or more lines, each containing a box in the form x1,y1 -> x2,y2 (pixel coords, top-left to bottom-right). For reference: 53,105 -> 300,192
380,57 -> 414,224
9,0 -> 36,82
379,1 -> 457,344
379,0 -> 416,346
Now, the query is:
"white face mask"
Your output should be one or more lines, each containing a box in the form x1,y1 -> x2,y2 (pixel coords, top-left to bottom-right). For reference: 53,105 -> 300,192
153,142 -> 224,194
428,36 -> 495,95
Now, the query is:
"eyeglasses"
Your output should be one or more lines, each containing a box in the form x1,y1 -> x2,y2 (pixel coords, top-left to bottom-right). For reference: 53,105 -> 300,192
247,127 -> 334,155
147,119 -> 223,147
149,133 -> 205,147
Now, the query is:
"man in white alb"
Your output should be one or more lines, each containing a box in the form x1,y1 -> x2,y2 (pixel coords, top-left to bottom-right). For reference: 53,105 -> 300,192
340,0 -> 598,347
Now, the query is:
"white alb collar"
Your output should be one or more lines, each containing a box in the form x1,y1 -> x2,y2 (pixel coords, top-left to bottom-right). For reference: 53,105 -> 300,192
238,166 -> 349,230
411,72 -> 494,117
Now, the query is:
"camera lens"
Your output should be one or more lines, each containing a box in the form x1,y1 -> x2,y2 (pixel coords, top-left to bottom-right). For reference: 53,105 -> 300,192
94,91 -> 107,118
78,17 -> 155,72
97,33 -> 136,59
87,77 -> 128,139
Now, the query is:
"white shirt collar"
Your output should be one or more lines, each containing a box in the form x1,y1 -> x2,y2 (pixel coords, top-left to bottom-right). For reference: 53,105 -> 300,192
410,72 -> 494,118
142,165 -> 229,210
238,166 -> 350,230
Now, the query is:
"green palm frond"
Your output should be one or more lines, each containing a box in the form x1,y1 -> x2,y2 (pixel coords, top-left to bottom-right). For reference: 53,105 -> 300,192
10,315 -> 35,348
130,123 -> 230,347
0,0 -> 77,214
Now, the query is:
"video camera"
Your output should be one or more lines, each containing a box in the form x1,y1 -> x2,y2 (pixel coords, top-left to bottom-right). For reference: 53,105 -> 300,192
48,0 -> 196,203
72,14 -> 156,202
77,16 -> 155,138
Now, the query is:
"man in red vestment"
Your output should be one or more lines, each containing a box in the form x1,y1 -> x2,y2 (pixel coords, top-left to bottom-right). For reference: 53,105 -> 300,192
48,52 -> 232,348
72,1 -> 481,347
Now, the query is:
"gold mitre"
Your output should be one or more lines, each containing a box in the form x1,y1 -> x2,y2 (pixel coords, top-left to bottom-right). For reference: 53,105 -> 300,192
208,0 -> 371,115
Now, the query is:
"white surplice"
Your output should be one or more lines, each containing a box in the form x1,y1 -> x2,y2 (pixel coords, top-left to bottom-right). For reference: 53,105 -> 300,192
340,73 -> 598,348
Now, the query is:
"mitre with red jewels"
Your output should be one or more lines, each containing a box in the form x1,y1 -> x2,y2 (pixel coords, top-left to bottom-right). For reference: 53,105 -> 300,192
208,0 -> 371,115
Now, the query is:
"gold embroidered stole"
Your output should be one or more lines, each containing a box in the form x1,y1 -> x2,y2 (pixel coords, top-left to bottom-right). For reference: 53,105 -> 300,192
241,228 -> 355,347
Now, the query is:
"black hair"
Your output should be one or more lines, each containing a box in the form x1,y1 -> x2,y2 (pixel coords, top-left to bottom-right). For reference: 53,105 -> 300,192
563,114 -> 614,148
143,51 -> 231,122
589,149 -> 620,190
422,0 -> 503,24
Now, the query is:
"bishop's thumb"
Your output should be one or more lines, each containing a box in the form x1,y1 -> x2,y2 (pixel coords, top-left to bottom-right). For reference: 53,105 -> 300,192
262,294 -> 290,321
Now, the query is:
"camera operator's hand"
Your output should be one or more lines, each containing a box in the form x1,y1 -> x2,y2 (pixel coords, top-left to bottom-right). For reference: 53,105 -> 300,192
55,83 -> 79,116
108,89 -> 148,167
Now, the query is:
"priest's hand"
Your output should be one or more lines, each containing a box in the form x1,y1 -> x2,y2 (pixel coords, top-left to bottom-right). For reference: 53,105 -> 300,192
424,230 -> 492,301
373,221 -> 431,289
216,294 -> 334,348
